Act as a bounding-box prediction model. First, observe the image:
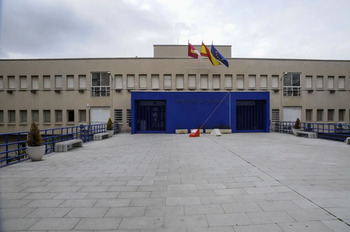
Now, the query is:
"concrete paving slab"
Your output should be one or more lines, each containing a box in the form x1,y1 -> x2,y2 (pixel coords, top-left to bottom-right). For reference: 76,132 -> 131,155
1,133 -> 350,231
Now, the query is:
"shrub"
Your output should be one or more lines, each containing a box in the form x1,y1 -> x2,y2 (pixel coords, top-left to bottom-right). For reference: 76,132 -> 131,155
27,122 -> 43,146
294,118 -> 301,129
107,117 -> 113,130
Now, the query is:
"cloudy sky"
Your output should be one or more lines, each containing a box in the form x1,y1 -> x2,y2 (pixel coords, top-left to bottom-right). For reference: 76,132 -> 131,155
0,0 -> 349,59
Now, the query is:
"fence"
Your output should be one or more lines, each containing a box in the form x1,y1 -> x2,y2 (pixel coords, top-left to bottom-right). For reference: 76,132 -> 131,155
273,121 -> 350,141
0,123 -> 120,168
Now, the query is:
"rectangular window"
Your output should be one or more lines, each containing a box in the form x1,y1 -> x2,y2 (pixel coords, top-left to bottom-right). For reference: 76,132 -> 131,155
55,75 -> 63,89
43,110 -> 51,123
176,74 -> 184,89
31,76 -> 39,90
327,109 -> 334,121
260,75 -> 267,88
67,110 -> 75,123
163,74 -> 172,89
306,109 -> 312,121
8,110 -> 16,123
200,74 -> 208,89
8,76 -> 16,89
114,109 -> 123,123
317,76 -> 323,89
271,109 -> 280,122
188,74 -> 196,89
339,109 -> 345,122
306,75 -> 313,89
271,75 -> 279,88
237,74 -> 244,89
0,76 -> 3,89
115,74 -> 123,89
327,76 -> 334,89
248,75 -> 256,88
317,109 -> 323,122
338,76 -> 345,89
212,74 -> 220,90
20,110 -> 27,124
79,75 -> 86,89
224,74 -> 232,89
139,74 -> 147,89
0,110 -> 3,123
55,110 -> 62,123
283,73 -> 301,96
127,74 -> 135,89
151,74 -> 159,89
32,110 -> 39,123
67,75 -> 74,89
91,72 -> 110,97
20,76 -> 27,89
126,109 -> 131,125
79,110 -> 86,123
43,75 -> 51,89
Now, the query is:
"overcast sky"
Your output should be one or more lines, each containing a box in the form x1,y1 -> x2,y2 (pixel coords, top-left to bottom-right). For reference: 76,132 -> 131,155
0,0 -> 349,59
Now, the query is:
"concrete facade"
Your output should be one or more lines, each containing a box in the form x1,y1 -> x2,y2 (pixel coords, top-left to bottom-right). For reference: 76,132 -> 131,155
0,45 -> 350,133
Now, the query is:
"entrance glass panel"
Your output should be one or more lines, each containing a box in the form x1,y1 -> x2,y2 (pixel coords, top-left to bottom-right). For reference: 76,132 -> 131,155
236,100 -> 266,132
136,100 -> 166,132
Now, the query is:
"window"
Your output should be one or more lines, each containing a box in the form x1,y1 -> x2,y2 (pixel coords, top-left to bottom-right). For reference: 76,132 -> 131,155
188,74 -> 196,89
32,110 -> 39,122
43,75 -> 51,89
20,110 -> 27,124
317,109 -> 323,122
115,74 -> 123,89
271,109 -> 280,122
327,76 -> 334,89
327,109 -> 334,121
55,110 -> 62,123
317,76 -> 323,89
8,110 -> 16,123
126,109 -> 131,125
305,76 -> 313,89
271,75 -> 279,88
260,75 -> 267,88
176,74 -> 184,89
151,74 -> 159,89
306,109 -> 313,121
43,110 -> 51,123
212,74 -> 220,90
31,76 -> 39,90
79,110 -> 86,123
0,110 -> 3,123
8,76 -> 16,89
20,76 -> 27,89
139,74 -> 147,89
67,75 -> 74,89
114,109 -> 123,123
67,110 -> 75,123
163,74 -> 172,89
91,72 -> 110,97
237,74 -> 244,89
248,75 -> 256,89
224,74 -> 232,89
200,74 -> 208,89
79,75 -> 86,89
55,75 -> 63,89
0,76 -> 3,89
339,109 -> 345,122
283,73 -> 301,96
338,76 -> 345,89
127,74 -> 135,89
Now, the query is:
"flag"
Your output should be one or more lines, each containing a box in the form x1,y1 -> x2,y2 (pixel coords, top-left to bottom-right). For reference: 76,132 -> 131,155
211,44 -> 229,67
200,42 -> 221,66
188,43 -> 200,59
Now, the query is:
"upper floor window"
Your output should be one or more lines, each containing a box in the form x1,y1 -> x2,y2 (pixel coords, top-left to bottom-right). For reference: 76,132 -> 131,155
260,75 -> 267,88
43,75 -> 51,89
248,75 -> 256,89
0,76 -> 3,89
163,74 -> 172,90
139,74 -> 147,89
224,74 -> 232,89
283,73 -> 301,96
316,76 -> 323,89
176,74 -> 184,89
79,75 -> 86,89
188,74 -> 196,89
20,76 -> 27,89
55,75 -> 63,89
91,72 -> 110,97
271,75 -> 279,89
127,74 -> 135,89
67,75 -> 74,89
151,74 -> 159,89
212,74 -> 220,90
237,74 -> 244,89
32,75 -> 39,90
305,75 -> 313,89
8,76 -> 16,89
338,76 -> 345,89
327,76 -> 334,89
115,74 -> 123,89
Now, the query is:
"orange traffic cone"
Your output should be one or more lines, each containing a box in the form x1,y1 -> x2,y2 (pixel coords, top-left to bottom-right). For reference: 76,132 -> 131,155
189,129 -> 200,137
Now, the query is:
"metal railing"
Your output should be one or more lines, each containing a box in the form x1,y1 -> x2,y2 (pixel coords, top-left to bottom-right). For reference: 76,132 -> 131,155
0,123 -> 119,168
273,121 -> 350,141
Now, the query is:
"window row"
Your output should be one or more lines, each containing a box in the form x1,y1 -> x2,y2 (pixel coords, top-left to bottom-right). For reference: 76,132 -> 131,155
0,109 -> 87,125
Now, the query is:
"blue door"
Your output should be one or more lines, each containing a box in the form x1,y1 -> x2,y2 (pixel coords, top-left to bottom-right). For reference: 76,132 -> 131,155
135,100 -> 166,132
236,100 -> 266,132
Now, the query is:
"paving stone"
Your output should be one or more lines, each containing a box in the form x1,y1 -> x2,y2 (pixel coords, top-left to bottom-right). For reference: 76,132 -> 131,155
74,218 -> 122,230
105,206 -> 146,217
119,216 -> 163,230
207,213 -> 252,226
29,218 -> 80,230
65,207 -> 108,217
164,215 -> 208,228
58,199 -> 97,207
247,210 -> 295,224
26,207 -> 72,217
166,196 -> 201,205
286,208 -> 335,221
234,224 -> 284,232
221,202 -> 262,213
145,205 -> 184,216
279,221 -> 334,232
184,204 -> 224,215
1,208 -> 36,218
1,218 -> 39,231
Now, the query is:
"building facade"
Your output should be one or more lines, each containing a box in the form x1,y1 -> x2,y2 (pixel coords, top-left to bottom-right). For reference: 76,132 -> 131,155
0,45 -> 349,133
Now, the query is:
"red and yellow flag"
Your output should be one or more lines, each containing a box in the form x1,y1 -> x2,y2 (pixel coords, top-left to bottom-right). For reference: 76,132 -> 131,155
188,43 -> 200,59
200,42 -> 221,66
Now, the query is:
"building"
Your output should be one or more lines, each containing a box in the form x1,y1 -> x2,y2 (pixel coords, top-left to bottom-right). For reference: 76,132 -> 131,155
0,45 -> 349,134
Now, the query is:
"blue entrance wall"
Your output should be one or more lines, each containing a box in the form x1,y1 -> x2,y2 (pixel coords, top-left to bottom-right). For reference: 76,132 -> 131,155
131,91 -> 270,134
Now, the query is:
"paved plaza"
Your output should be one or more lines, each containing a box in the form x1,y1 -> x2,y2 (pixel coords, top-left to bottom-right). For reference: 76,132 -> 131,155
1,132 -> 350,231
